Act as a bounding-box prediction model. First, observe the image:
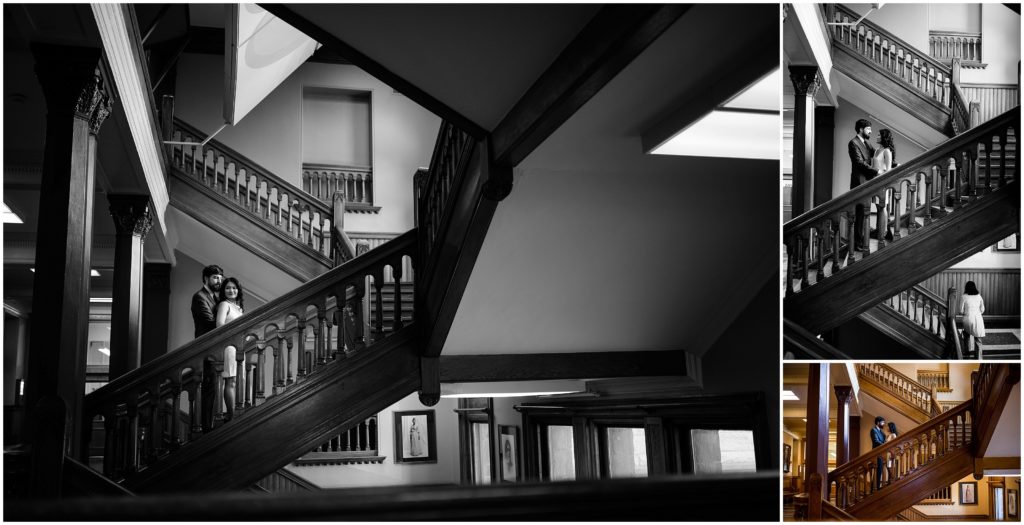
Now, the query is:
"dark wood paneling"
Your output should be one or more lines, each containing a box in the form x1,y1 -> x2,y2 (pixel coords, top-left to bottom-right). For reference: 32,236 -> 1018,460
785,180 -> 1019,334
850,448 -> 974,520
920,269 -> 1021,316
439,350 -> 687,383
857,305 -> 946,359
7,472 -> 780,521
783,319 -> 852,359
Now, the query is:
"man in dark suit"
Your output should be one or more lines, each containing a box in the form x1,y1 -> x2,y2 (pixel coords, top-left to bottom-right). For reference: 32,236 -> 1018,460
849,119 -> 879,251
871,415 -> 887,489
191,264 -> 223,338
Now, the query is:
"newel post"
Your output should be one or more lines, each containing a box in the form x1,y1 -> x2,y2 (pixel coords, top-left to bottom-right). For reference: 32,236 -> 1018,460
808,472 -> 824,521
945,287 -> 961,359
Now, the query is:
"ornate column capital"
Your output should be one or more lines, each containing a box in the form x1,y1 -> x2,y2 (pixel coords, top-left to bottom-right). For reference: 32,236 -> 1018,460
31,43 -> 114,135
789,66 -> 822,98
108,194 -> 154,241
834,385 -> 854,406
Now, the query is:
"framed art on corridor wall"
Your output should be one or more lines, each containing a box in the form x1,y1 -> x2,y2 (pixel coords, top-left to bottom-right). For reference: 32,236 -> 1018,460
394,410 -> 437,463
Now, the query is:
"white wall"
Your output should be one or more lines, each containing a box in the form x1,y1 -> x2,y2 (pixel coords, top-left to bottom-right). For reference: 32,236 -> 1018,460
175,54 -> 440,234
963,4 -> 1021,85
831,98 -> 930,199
846,4 -> 930,51
952,242 -> 1021,269
286,393 -> 460,488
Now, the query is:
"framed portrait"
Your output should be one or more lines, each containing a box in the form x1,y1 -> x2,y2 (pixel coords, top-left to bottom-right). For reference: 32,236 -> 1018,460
995,233 -> 1019,252
1009,489 -> 1019,518
959,481 -> 977,505
783,444 -> 792,474
498,425 -> 521,482
394,410 -> 437,463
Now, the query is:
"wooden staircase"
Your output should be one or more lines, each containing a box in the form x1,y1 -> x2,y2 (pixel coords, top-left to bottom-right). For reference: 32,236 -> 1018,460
856,363 -> 941,425
856,284 -> 951,359
784,107 -> 1020,347
168,118 -> 357,282
81,231 -> 418,493
821,364 -> 1018,521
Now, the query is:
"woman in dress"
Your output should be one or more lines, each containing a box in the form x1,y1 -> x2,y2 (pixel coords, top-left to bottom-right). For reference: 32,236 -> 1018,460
960,280 -> 986,357
409,418 -> 423,456
886,422 -> 899,484
873,129 -> 897,240
216,277 -> 245,421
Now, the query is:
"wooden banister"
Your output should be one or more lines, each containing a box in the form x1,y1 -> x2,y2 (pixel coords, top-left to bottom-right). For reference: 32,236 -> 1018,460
303,163 -> 375,212
857,363 -> 937,416
331,192 -> 356,266
827,400 -> 974,512
882,284 -> 950,341
784,107 -> 1019,299
946,287 -> 965,359
169,118 -> 338,261
972,364 -> 1021,457
82,230 -> 417,480
830,5 -> 952,109
950,58 -> 972,134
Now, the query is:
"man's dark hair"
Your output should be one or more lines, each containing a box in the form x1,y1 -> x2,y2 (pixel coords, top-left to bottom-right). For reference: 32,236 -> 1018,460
874,416 -> 885,425
202,265 -> 224,282
855,119 -> 872,134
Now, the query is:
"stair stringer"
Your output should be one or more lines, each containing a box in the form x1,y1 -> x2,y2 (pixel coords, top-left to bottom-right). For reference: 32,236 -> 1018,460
124,326 -> 420,494
785,181 -> 1020,334
857,305 -> 946,359
170,168 -> 332,282
846,447 -> 973,521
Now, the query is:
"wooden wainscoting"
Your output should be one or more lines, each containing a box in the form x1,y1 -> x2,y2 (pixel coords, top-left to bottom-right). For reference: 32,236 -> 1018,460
920,269 -> 1020,322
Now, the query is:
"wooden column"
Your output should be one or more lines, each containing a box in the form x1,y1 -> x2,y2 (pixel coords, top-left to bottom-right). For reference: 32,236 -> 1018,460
142,263 -> 172,364
834,385 -> 853,466
25,43 -> 112,496
813,106 -> 836,205
789,66 -> 821,217
805,363 -> 830,497
108,194 -> 154,380
849,415 -> 861,458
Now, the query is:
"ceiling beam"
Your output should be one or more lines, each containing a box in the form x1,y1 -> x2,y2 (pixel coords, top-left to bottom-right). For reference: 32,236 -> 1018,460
439,350 -> 688,383
259,4 -> 487,139
489,4 -> 691,168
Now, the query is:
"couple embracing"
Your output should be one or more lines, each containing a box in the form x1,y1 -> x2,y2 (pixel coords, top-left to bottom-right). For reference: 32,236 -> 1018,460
191,264 -> 246,424
849,118 -> 899,249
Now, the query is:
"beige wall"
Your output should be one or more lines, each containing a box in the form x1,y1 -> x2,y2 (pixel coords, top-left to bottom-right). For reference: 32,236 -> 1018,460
917,474 -> 995,517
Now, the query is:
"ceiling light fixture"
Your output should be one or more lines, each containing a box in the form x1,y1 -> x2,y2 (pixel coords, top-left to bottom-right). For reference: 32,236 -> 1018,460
441,391 -> 579,399
782,390 -> 800,401
90,298 -> 113,303
91,270 -> 101,277
648,68 -> 780,160
97,347 -> 110,356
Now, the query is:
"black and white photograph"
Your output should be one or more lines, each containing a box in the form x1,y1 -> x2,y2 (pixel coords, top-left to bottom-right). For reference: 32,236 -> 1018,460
394,410 -> 436,463
499,425 -> 520,483
783,3 -> 1020,361
960,481 -> 978,505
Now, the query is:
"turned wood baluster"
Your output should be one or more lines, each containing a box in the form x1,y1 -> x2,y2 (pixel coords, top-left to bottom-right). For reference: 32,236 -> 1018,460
285,336 -> 295,384
814,228 -> 824,282
906,184 -> 918,230
997,132 -> 1008,187
324,311 -> 335,360
877,194 -> 889,248
924,171 -> 935,224
844,211 -> 856,266
371,270 -> 385,342
235,348 -> 246,412
272,343 -> 283,395
966,149 -> 978,200
785,240 -> 795,295
296,321 -> 307,376
831,218 -> 843,273
799,235 -> 810,286
393,262 -> 405,331
981,140 -> 993,194
254,344 -> 266,402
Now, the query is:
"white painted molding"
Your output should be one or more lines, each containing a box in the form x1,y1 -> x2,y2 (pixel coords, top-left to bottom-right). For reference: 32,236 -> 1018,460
91,4 -> 169,234
793,3 -> 838,107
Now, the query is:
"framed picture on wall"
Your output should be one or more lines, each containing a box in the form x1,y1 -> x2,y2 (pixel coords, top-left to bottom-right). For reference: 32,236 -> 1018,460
499,425 -> 521,482
1009,489 -> 1019,518
959,481 -> 977,505
394,410 -> 437,463
995,233 -> 1019,252
783,444 -> 792,474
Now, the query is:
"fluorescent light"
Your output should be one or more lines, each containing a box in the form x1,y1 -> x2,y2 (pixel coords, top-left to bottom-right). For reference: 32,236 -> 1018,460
723,68 -> 780,112
97,347 -> 110,356
90,298 -> 113,303
651,109 -> 779,160
2,203 -> 23,224
782,390 -> 800,401
802,418 -> 808,422
441,391 -> 578,399
91,270 -> 101,277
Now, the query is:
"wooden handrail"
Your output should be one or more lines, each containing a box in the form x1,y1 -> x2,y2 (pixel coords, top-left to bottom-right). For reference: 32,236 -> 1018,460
169,118 -> 338,261
972,364 -> 1021,456
929,31 -> 983,65
783,318 -> 853,359
784,107 -> 1019,298
857,363 -> 936,415
882,283 -> 949,341
950,59 -> 972,134
303,163 -> 374,209
827,400 -> 974,511
82,230 -> 417,479
830,5 -> 951,108
415,121 -> 474,284
946,287 -> 965,360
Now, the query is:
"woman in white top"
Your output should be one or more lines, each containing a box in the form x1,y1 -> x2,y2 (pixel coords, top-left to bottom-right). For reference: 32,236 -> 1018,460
960,280 -> 986,357
873,129 -> 897,240
216,277 -> 245,421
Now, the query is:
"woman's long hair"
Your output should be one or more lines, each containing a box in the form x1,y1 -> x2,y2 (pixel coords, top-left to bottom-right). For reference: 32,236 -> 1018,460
887,422 -> 898,436
964,280 -> 980,296
878,129 -> 896,161
219,277 -> 245,310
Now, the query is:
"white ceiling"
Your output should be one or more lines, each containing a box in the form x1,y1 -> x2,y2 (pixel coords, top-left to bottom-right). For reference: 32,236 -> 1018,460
443,5 -> 779,356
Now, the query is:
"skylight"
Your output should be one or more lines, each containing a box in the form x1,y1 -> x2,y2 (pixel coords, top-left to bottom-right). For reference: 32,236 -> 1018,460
650,68 -> 780,160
